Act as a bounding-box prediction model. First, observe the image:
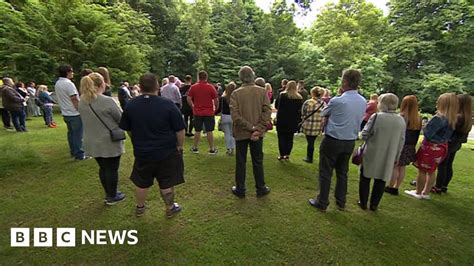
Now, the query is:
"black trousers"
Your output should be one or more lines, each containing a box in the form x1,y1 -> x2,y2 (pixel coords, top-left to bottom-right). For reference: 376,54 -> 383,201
277,132 -> 294,157
183,112 -> 194,134
436,143 -> 461,190
0,108 -> 11,128
235,138 -> 265,191
359,172 -> 386,208
95,156 -> 121,199
305,135 -> 317,161
317,136 -> 355,209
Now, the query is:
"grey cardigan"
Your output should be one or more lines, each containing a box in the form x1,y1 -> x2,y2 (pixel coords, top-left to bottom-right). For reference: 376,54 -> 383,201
361,112 -> 406,181
78,95 -> 125,158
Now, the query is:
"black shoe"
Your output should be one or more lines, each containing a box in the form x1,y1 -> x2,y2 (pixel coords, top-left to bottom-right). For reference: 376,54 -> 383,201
357,201 -> 367,210
308,198 -> 327,212
302,158 -> 313,163
231,186 -> 245,198
369,205 -> 378,212
410,180 -> 417,186
256,186 -> 271,198
336,203 -> 345,211
384,187 -> 399,195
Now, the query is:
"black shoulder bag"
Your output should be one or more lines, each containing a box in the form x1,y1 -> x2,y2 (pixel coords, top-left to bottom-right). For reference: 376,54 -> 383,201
298,102 -> 325,130
351,114 -> 378,165
89,104 -> 126,142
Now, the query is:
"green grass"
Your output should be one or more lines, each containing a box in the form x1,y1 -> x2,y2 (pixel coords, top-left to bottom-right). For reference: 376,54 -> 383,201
0,117 -> 473,265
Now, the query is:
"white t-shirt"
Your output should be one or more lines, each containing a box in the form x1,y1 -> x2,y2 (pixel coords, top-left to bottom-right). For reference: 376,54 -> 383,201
55,77 -> 80,116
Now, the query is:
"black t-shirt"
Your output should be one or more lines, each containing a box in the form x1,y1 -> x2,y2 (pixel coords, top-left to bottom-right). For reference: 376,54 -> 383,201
119,95 -> 185,161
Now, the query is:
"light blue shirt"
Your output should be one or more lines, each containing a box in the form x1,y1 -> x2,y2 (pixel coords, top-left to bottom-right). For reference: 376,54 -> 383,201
322,90 -> 366,140
160,83 -> 182,107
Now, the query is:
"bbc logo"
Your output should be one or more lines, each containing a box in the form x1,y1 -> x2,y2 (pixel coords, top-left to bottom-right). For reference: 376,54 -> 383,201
11,228 -> 76,247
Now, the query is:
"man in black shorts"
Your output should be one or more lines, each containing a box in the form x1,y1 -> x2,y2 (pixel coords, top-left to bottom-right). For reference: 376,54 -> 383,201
120,73 -> 186,218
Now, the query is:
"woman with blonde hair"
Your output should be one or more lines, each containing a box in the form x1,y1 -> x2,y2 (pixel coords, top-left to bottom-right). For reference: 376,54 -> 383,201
275,80 -> 303,161
220,82 -> 237,155
97,67 -> 112,96
37,85 -> 57,128
405,93 -> 458,200
265,83 -> 273,103
359,93 -> 405,211
301,87 -> 325,163
435,94 -> 472,193
385,95 -> 422,195
78,73 -> 126,205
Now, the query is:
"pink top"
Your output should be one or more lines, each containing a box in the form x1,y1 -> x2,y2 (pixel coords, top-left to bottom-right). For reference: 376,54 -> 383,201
363,101 -> 378,121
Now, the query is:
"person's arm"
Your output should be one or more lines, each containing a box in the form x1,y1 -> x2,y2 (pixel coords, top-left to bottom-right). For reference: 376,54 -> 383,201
423,116 -> 443,141
186,96 -> 193,110
361,113 -> 376,140
230,93 -> 253,132
109,99 -> 123,125
255,92 -> 272,133
176,129 -> 185,152
175,87 -> 182,107
212,89 -> 219,111
70,95 -> 79,111
395,121 -> 406,164
321,97 -> 336,117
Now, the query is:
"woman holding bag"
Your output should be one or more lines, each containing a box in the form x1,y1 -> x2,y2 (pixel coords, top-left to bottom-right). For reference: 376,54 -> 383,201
358,93 -> 405,211
78,72 -> 126,206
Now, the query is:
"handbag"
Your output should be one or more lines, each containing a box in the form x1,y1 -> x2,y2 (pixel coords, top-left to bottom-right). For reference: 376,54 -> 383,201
352,114 -> 378,165
89,104 -> 126,142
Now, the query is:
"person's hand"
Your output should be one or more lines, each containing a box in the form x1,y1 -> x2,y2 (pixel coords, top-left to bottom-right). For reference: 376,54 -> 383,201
177,146 -> 184,154
394,161 -> 399,166
250,130 -> 260,141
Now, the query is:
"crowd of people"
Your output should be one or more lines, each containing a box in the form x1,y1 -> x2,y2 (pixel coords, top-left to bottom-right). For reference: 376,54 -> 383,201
0,64 -> 472,217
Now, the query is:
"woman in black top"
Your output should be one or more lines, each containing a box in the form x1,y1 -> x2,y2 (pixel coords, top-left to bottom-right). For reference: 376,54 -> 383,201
180,75 -> 194,136
275,80 -> 303,161
386,95 -> 421,195
435,94 -> 472,193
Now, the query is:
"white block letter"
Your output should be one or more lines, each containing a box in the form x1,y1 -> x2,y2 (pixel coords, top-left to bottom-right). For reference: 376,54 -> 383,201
57,228 -> 76,247
34,228 -> 53,247
11,228 -> 30,247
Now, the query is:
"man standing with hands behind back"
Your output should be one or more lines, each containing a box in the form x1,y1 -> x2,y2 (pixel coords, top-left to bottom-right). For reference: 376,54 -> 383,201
230,66 -> 272,198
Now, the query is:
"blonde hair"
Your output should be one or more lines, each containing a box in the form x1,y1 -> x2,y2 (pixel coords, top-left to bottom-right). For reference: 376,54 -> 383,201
370,94 -> 378,101
162,78 -> 169,86
436,93 -> 458,129
97,67 -> 111,86
284,81 -> 303,100
400,95 -> 421,130
265,83 -> 272,92
310,86 -> 324,99
377,93 -> 399,112
80,73 -> 104,103
37,85 -> 48,92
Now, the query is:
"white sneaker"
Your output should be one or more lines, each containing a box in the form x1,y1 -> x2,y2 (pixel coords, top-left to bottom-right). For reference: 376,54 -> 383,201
404,190 -> 422,199
421,193 -> 431,200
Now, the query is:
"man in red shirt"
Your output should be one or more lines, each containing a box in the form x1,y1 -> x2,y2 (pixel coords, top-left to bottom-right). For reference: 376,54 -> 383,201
187,71 -> 219,155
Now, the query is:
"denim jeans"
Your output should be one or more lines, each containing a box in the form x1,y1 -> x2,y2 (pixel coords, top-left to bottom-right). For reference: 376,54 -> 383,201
0,108 -> 11,128
43,105 -> 53,125
221,114 -> 235,149
63,115 -> 84,159
10,110 -> 26,131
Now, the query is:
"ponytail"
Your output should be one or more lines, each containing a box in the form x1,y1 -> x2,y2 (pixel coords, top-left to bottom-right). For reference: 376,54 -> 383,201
80,73 -> 104,103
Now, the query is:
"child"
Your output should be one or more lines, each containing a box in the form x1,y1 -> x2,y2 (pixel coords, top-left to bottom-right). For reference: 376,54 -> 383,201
385,95 -> 422,195
434,94 -> 472,193
405,93 -> 458,199
37,85 -> 57,128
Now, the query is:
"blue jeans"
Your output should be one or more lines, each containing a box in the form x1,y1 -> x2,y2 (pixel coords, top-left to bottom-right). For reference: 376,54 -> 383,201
221,114 -> 235,149
11,110 -> 26,132
43,105 -> 53,125
63,115 -> 84,159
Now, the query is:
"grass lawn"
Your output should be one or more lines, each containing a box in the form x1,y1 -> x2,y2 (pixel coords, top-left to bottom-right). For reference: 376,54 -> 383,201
1,116 -> 473,265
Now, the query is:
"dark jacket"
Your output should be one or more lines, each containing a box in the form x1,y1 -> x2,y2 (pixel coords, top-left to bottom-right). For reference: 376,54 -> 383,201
2,85 -> 24,112
276,93 -> 303,133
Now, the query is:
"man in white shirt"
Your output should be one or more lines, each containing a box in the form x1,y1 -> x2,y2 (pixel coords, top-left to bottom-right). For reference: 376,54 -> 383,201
160,75 -> 182,108
55,64 -> 86,160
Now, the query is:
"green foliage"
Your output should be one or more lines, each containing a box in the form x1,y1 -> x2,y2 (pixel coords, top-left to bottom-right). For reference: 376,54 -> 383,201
0,0 -> 471,112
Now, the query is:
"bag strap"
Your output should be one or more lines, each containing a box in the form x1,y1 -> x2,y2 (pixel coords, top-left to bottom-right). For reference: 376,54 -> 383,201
369,113 -> 378,135
298,101 -> 324,129
89,103 -> 112,131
